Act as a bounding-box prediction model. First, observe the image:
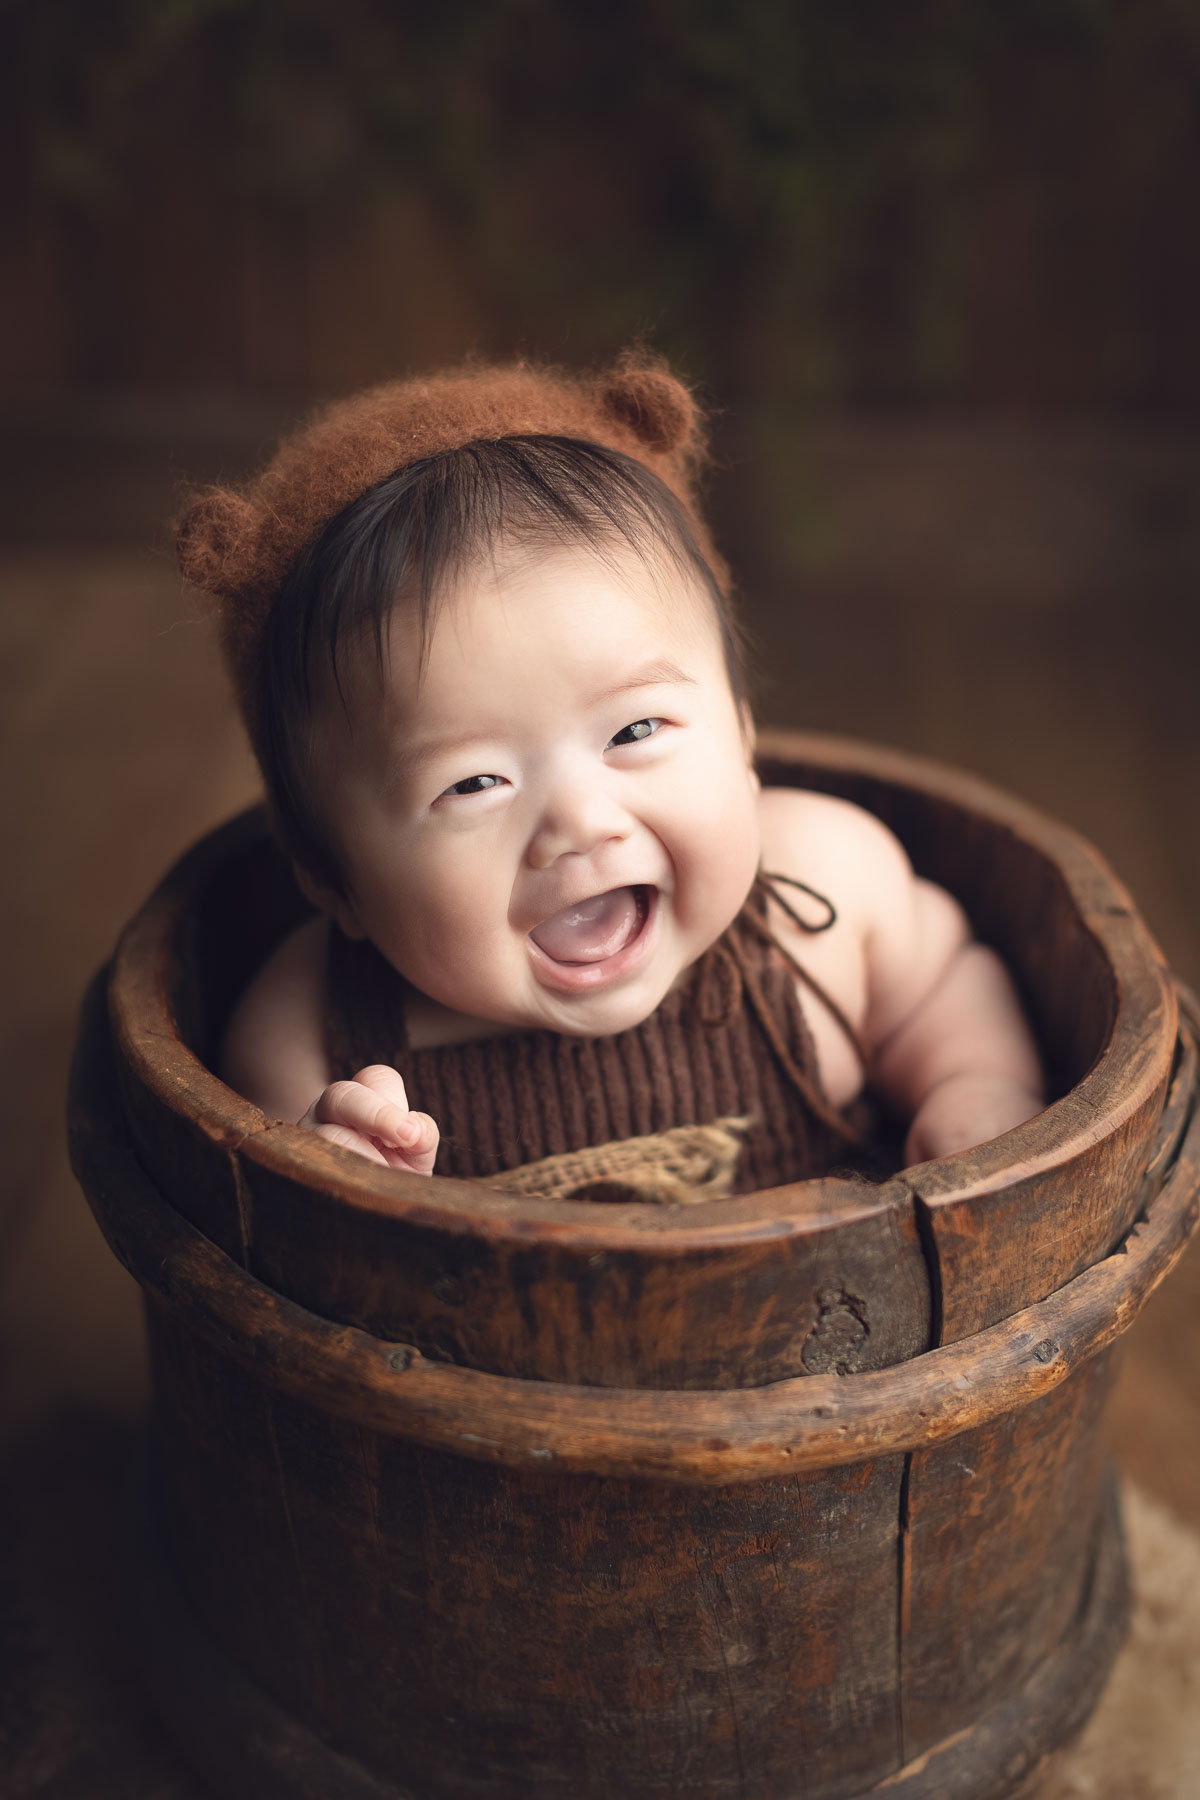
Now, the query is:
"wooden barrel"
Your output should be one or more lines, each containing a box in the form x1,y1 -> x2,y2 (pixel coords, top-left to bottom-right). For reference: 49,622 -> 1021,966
69,732 -> 1200,1800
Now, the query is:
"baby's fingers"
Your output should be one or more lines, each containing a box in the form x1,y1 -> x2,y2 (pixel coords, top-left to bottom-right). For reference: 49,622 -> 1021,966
350,1064 -> 415,1109
298,1075 -> 439,1174
380,1110 -> 439,1175
300,1078 -> 414,1148
343,1066 -> 437,1164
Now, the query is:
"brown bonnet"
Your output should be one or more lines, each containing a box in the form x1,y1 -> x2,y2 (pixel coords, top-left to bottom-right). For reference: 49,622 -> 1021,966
175,353 -> 720,754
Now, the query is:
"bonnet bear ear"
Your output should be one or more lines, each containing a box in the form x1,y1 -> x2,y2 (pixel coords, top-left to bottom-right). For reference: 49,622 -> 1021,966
175,489 -> 259,597
600,361 -> 698,453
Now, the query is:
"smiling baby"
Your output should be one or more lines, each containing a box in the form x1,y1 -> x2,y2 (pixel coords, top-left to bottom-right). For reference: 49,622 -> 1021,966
177,357 -> 1043,1192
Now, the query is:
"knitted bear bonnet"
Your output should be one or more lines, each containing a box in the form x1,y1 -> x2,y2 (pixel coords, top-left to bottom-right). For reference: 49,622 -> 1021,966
175,354 -> 722,760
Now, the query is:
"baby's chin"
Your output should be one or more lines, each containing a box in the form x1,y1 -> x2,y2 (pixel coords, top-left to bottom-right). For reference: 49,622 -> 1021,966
516,928 -> 745,1037
502,964 -> 686,1040
401,966 -> 673,1046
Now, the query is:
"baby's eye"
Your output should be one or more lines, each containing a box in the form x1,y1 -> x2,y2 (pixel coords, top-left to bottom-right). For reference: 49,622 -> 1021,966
607,718 -> 661,748
442,773 -> 504,797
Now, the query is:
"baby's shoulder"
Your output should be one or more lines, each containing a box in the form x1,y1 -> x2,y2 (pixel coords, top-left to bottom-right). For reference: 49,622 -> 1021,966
756,786 -> 913,923
219,912 -> 331,1119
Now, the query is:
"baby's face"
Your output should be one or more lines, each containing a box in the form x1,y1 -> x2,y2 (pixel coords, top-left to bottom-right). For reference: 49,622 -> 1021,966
305,541 -> 762,1037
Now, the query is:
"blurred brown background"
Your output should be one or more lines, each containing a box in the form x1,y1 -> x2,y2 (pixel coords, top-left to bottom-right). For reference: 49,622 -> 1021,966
2,2 -> 1199,1791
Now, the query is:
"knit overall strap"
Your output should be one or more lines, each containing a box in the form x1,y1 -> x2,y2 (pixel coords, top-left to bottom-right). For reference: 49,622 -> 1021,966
693,873 -> 869,1152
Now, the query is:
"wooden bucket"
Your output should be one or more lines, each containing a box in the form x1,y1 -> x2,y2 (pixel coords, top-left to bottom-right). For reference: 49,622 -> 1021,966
69,732 -> 1200,1800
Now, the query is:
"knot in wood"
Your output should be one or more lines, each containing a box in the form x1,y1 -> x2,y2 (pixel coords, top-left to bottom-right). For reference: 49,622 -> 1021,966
801,1287 -> 870,1376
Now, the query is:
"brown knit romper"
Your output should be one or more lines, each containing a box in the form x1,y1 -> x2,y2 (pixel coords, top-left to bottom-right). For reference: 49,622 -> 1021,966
324,876 -> 870,1195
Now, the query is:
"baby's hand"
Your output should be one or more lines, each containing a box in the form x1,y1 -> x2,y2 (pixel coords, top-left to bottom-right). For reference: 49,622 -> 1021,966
297,1064 -> 439,1174
903,1072 -> 1043,1167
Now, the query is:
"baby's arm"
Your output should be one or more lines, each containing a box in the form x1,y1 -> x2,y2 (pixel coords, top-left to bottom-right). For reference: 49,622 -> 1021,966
220,916 -> 439,1173
760,790 -> 1043,1164
856,826 -> 1044,1164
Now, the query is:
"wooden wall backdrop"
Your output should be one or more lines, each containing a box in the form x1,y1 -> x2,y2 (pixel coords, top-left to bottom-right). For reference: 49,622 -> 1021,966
2,1 -> 1199,412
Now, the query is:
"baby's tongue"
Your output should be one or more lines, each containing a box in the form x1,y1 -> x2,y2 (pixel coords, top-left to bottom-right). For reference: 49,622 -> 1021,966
530,887 -> 640,964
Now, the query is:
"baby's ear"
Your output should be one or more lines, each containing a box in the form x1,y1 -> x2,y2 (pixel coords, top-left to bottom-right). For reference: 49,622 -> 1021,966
600,359 -> 698,453
175,489 -> 259,595
291,859 -> 367,942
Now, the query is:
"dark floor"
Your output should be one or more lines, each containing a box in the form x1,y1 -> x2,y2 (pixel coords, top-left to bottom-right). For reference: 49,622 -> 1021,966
2,407 -> 1199,1794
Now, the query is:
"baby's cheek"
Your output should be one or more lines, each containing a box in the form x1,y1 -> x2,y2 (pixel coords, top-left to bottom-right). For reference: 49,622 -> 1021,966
406,878 -> 516,997
671,799 -> 760,930
414,888 -> 492,963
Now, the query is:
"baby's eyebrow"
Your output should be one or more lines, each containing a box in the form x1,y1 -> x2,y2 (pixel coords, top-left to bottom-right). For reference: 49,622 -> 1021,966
385,731 -> 488,787
600,658 -> 697,699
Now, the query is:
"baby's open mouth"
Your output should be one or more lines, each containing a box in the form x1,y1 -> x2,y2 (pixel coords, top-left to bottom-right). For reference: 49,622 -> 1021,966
529,886 -> 650,965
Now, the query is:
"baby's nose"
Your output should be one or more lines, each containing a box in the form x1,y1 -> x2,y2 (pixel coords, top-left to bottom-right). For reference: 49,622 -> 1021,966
526,785 -> 632,870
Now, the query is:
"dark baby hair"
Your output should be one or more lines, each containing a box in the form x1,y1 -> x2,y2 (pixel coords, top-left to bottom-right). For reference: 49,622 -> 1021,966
259,433 -> 747,897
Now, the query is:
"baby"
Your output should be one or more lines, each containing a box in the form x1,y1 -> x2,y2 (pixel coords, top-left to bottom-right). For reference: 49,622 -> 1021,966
179,356 -> 1043,1190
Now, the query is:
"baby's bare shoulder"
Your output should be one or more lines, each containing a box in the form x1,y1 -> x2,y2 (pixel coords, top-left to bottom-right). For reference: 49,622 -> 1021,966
219,912 -> 332,1121
757,786 -> 911,919
758,785 -> 973,1048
